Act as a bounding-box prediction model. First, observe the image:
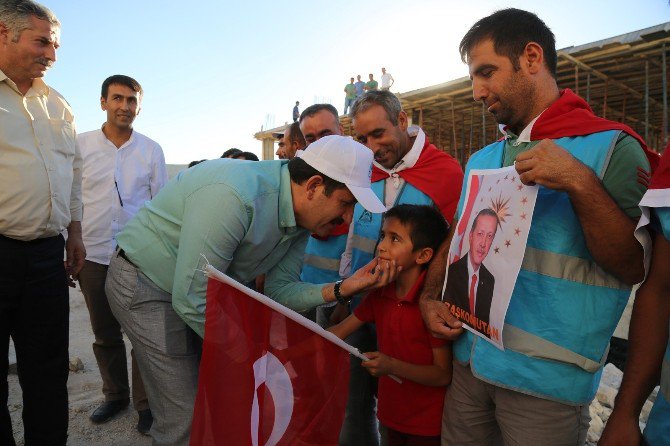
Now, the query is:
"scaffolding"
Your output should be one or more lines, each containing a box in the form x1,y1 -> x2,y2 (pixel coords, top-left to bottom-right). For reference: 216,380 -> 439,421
256,22 -> 670,162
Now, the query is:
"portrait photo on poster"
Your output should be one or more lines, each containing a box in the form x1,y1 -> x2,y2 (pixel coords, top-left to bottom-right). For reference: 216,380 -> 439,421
441,165 -> 538,349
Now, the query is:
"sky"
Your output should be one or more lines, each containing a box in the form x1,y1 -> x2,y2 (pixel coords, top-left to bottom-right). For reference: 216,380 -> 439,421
40,0 -> 670,164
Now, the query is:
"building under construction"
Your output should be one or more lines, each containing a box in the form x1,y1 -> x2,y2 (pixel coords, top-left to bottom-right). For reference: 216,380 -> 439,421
255,22 -> 670,163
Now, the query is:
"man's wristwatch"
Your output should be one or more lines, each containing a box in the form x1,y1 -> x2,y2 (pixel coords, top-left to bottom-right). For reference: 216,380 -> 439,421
334,279 -> 350,305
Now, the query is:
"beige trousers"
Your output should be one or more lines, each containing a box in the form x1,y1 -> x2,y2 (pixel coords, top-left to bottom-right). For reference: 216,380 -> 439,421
441,362 -> 590,446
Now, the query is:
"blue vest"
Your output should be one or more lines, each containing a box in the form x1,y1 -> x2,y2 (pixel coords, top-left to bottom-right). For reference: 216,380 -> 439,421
644,341 -> 670,445
299,233 -> 348,284
454,130 -> 633,404
349,181 -> 434,308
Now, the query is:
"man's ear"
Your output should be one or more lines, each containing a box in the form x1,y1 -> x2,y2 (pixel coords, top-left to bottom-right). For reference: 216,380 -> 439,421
100,96 -> 107,111
304,175 -> 324,198
397,110 -> 408,131
415,247 -> 434,265
523,42 -> 544,75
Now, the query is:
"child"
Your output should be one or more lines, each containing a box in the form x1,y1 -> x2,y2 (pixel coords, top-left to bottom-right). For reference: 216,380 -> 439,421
329,204 -> 452,446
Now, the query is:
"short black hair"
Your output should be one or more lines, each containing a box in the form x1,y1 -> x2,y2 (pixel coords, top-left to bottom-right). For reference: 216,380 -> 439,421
287,157 -> 346,196
471,208 -> 500,232
101,75 -> 143,99
234,151 -> 259,161
221,148 -> 243,158
188,159 -> 206,168
299,103 -> 339,123
287,121 -> 306,148
384,204 -> 449,254
459,8 -> 557,77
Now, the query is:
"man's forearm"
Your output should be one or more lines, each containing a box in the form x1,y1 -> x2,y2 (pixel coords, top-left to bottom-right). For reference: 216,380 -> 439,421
67,220 -> 82,234
385,357 -> 450,387
569,172 -> 644,285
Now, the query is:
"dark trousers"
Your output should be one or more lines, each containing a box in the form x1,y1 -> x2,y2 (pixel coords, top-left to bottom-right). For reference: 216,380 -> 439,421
340,324 -> 379,446
78,260 -> 148,410
380,425 -> 440,446
0,234 -> 69,446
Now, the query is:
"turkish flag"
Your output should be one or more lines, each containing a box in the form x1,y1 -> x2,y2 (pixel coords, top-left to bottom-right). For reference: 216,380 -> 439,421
190,269 -> 350,446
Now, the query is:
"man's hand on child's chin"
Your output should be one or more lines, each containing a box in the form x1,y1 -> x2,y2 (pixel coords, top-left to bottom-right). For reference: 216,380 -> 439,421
343,257 -> 402,296
419,299 -> 464,340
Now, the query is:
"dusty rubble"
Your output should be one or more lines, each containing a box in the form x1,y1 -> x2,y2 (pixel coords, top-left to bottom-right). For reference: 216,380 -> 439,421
586,363 -> 657,445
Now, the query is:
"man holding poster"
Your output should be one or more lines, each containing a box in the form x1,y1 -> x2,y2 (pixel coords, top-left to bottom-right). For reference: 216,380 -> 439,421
419,8 -> 659,445
443,168 -> 538,346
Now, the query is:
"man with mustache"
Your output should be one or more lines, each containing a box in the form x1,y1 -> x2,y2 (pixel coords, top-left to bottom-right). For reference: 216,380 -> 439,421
76,75 -> 167,434
274,121 -> 306,160
419,9 -> 657,444
0,2 -> 85,445
299,103 -> 344,146
342,90 -> 463,445
298,104 -> 349,325
105,135 -> 391,445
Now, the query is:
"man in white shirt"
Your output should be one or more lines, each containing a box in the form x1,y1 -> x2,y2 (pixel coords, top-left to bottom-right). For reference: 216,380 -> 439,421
0,2 -> 85,445
380,67 -> 394,91
77,75 -> 167,435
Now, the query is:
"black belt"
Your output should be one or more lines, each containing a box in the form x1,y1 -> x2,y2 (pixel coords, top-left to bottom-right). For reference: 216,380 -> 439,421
0,234 -> 62,245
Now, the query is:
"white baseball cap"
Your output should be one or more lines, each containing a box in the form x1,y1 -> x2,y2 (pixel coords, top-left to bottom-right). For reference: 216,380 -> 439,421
296,135 -> 387,213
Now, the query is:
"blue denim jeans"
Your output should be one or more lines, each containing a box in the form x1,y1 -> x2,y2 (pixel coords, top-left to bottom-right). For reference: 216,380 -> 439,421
344,98 -> 355,115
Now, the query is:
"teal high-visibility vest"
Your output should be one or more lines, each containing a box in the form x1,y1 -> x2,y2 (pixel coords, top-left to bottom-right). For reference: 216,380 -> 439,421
300,233 -> 348,284
454,130 -> 633,404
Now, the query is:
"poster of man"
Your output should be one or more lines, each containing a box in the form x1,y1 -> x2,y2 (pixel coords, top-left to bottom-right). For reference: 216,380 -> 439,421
445,209 -> 498,331
442,166 -> 538,349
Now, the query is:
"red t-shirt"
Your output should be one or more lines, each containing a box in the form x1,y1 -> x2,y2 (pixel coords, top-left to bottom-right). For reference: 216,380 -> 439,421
354,272 -> 447,436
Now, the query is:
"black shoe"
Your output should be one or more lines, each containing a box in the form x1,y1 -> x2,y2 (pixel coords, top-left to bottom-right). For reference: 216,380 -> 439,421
137,409 -> 153,436
90,399 -> 130,424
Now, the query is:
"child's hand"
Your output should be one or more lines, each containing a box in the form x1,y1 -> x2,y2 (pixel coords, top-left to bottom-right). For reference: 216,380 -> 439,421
361,351 -> 394,377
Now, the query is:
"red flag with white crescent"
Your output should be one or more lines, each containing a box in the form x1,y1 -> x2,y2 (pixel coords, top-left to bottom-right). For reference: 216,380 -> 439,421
190,269 -> 350,446
452,174 -> 481,262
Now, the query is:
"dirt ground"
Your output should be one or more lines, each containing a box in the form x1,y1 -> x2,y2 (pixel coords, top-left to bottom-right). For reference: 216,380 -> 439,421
7,286 -> 152,446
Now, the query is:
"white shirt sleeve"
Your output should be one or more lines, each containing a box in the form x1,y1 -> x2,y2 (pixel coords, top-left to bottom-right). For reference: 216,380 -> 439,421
151,144 -> 168,197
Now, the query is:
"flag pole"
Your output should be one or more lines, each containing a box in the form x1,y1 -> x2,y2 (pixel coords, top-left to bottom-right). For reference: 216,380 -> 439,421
204,265 -> 402,383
